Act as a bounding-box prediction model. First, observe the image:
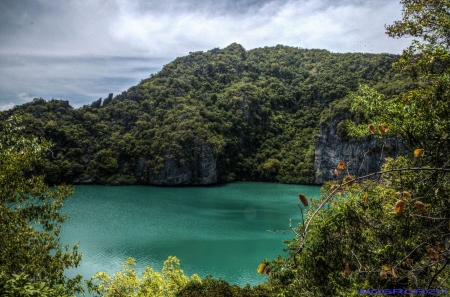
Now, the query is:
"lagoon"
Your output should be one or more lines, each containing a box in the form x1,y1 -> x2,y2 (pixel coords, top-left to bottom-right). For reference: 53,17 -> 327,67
61,182 -> 320,287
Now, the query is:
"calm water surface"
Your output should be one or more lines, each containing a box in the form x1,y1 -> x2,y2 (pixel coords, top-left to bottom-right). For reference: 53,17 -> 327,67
61,182 -> 320,287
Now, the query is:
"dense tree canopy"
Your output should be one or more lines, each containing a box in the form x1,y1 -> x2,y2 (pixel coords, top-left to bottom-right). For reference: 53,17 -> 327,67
1,47 -> 409,186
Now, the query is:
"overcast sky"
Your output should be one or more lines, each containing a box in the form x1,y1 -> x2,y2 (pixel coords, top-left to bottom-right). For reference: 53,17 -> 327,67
0,0 -> 412,111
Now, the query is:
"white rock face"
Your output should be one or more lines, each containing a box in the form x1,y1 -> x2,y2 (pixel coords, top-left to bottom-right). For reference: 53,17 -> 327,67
314,117 -> 404,184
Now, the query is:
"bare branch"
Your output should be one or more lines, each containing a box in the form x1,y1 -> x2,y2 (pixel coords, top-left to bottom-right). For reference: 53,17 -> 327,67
392,242 -> 427,269
351,250 -> 363,272
428,257 -> 450,288
410,214 -> 450,220
47,149 -> 55,159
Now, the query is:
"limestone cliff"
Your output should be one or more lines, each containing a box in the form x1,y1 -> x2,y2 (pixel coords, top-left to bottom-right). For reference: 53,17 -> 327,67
139,140 -> 217,185
314,117 -> 404,184
73,140 -> 217,186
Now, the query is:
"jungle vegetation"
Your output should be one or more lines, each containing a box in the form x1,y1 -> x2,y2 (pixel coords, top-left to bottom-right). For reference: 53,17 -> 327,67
1,44 -> 409,186
1,0 -> 450,296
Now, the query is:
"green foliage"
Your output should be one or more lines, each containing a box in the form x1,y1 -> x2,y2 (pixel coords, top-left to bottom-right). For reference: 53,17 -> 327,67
0,272 -> 70,297
262,1 -> 450,295
1,45 -> 407,185
267,163 -> 450,296
87,256 -> 201,297
386,0 -> 450,47
347,83 -> 449,163
88,256 -> 273,297
100,174 -> 137,186
177,276 -> 272,297
0,116 -> 82,296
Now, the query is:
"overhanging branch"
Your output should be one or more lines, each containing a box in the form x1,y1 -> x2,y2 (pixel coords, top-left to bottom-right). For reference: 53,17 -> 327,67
294,164 -> 450,255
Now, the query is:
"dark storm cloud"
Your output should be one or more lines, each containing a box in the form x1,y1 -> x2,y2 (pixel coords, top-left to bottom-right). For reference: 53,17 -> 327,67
130,0 -> 279,15
0,0 -> 411,110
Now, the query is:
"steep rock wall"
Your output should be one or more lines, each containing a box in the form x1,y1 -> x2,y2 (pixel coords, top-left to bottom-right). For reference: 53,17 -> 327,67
314,118 -> 404,184
144,140 -> 217,185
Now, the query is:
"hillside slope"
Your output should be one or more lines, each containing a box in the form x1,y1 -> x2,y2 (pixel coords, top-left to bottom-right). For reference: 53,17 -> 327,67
1,43 -> 410,185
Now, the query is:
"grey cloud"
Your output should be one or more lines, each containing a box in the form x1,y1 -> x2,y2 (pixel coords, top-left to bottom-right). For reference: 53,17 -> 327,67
0,0 -> 412,109
0,0 -> 409,57
0,102 -> 15,112
128,0 -> 288,16
0,0 -> 122,56
110,0 -> 410,57
0,54 -> 171,108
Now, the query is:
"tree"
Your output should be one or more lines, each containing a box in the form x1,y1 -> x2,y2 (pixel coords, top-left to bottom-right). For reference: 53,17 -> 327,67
262,1 -> 450,295
0,116 -> 82,296
87,256 -> 201,297
176,275 -> 272,297
88,257 -> 273,297
387,0 -> 450,47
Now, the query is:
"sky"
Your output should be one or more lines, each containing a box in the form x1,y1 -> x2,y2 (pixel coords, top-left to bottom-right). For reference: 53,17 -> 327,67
0,0 -> 412,111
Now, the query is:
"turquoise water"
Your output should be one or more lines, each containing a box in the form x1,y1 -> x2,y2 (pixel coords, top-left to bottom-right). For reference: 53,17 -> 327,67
61,182 -> 320,288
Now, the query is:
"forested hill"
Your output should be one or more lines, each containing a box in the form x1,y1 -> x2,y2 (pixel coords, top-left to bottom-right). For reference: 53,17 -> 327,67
1,43 -> 410,185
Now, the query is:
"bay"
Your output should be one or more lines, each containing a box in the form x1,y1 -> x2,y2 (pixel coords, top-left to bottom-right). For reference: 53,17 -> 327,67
61,182 -> 320,289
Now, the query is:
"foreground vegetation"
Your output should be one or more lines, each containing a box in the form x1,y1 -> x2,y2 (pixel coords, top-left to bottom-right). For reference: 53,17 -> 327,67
87,257 -> 273,297
261,0 -> 450,295
1,0 -> 450,296
0,117 -> 82,296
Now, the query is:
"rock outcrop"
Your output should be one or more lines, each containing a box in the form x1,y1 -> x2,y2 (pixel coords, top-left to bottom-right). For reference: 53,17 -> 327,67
314,117 -> 404,184
144,140 -> 217,185
102,93 -> 114,106
91,98 -> 102,108
72,176 -> 97,184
